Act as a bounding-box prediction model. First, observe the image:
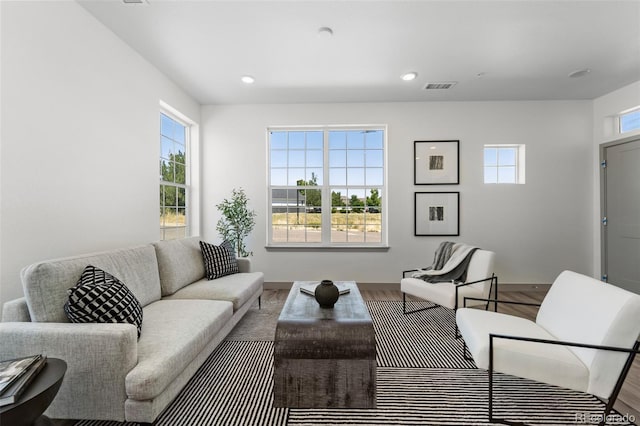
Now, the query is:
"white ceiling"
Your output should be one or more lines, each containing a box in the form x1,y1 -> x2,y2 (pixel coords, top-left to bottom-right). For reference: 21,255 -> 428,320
78,0 -> 640,105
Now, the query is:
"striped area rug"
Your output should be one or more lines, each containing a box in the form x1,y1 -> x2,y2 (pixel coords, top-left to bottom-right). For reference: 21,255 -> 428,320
368,300 -> 476,368
288,368 -> 635,425
74,301 -> 636,426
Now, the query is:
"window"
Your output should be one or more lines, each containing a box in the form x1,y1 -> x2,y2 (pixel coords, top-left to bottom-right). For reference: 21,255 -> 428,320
268,127 -> 386,246
484,145 -> 525,184
620,108 -> 640,133
160,112 -> 189,240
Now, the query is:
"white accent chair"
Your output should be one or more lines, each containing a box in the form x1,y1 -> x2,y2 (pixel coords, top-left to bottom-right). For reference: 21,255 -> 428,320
456,270 -> 640,426
401,249 -> 497,313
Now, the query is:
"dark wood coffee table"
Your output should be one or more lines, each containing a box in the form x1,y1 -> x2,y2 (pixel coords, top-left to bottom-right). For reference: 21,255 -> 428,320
0,358 -> 66,426
273,281 -> 376,408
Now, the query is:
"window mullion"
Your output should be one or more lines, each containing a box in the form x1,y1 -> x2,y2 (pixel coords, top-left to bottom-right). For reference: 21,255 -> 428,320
160,181 -> 187,189
514,147 -> 519,182
321,129 -> 331,244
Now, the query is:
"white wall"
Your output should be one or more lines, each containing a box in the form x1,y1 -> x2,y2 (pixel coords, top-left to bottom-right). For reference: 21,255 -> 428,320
0,2 -> 200,314
591,81 -> 640,278
0,0 -> 610,314
202,101 -> 593,286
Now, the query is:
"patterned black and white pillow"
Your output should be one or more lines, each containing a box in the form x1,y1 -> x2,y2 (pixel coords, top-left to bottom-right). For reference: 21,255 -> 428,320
64,265 -> 144,338
199,240 -> 239,280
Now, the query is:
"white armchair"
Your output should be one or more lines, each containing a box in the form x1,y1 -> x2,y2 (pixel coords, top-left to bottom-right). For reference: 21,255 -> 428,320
401,249 -> 497,313
456,270 -> 640,426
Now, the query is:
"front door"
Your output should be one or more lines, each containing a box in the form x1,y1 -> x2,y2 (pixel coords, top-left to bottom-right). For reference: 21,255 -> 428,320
602,138 -> 640,294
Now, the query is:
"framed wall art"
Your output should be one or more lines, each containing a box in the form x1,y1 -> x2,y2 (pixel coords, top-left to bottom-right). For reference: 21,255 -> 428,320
414,192 -> 459,236
414,140 -> 459,185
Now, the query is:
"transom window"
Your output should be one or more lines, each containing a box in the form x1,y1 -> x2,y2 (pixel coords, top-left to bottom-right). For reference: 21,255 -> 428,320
620,107 -> 640,133
160,112 -> 189,240
268,127 -> 386,246
484,144 -> 525,184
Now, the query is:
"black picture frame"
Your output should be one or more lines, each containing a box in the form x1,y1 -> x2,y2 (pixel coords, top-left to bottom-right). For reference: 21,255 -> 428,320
415,192 -> 460,236
414,140 -> 460,185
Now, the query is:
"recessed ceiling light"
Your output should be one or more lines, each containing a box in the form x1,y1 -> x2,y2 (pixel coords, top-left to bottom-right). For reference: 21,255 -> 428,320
568,68 -> 591,78
318,27 -> 334,38
401,72 -> 418,81
241,75 -> 255,84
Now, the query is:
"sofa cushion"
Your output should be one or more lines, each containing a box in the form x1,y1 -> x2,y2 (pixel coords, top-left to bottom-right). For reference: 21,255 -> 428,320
64,265 -> 144,338
125,299 -> 233,400
163,272 -> 263,311
22,245 -> 161,323
200,240 -> 239,279
152,237 -> 206,296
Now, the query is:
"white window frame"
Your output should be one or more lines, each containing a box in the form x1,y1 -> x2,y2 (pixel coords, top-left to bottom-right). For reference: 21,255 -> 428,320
484,144 -> 526,184
267,125 -> 388,248
160,108 -> 192,240
619,106 -> 640,134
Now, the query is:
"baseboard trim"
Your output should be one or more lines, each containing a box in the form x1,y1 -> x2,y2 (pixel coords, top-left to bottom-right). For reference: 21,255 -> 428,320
499,283 -> 551,292
264,282 -> 294,290
264,282 -> 551,293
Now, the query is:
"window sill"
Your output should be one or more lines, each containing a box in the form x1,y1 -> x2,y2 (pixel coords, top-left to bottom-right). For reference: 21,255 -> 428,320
265,245 -> 390,252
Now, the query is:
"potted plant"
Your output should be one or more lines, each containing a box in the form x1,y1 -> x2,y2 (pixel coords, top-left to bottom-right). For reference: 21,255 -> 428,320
216,188 -> 257,257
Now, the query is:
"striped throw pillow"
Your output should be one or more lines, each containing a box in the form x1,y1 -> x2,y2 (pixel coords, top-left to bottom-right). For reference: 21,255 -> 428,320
199,240 -> 239,279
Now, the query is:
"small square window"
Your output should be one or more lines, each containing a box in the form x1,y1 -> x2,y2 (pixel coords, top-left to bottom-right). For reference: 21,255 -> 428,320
484,145 -> 525,184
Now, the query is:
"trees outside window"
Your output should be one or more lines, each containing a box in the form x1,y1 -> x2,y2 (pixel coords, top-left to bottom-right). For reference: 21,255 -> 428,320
160,112 -> 189,240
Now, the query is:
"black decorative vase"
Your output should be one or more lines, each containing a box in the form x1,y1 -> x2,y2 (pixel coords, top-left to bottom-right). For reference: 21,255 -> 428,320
314,280 -> 340,308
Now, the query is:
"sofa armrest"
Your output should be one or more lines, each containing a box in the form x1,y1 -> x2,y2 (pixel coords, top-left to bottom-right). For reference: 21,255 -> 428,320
0,322 -> 138,421
2,297 -> 31,322
237,257 -> 251,273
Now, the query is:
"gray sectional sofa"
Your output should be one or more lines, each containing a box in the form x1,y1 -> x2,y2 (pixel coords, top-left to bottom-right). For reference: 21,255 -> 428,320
0,236 -> 263,424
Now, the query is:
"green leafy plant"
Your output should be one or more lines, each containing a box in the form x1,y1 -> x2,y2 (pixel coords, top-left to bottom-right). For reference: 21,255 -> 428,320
216,188 -> 257,257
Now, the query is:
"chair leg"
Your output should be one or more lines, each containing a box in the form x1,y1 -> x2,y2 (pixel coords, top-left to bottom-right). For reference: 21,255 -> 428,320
484,275 -> 499,312
488,337 -> 529,426
462,340 -> 473,361
489,338 -> 494,422
599,340 -> 640,425
404,293 -> 458,339
402,292 -> 439,314
258,296 -> 261,310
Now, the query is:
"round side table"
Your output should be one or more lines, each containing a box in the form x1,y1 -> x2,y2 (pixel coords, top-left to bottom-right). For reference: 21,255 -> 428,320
0,358 -> 67,426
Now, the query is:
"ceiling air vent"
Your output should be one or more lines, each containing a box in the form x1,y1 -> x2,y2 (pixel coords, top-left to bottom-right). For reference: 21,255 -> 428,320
424,82 -> 457,90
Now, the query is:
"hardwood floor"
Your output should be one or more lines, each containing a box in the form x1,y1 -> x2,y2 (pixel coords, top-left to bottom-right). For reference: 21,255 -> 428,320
53,288 -> 639,425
